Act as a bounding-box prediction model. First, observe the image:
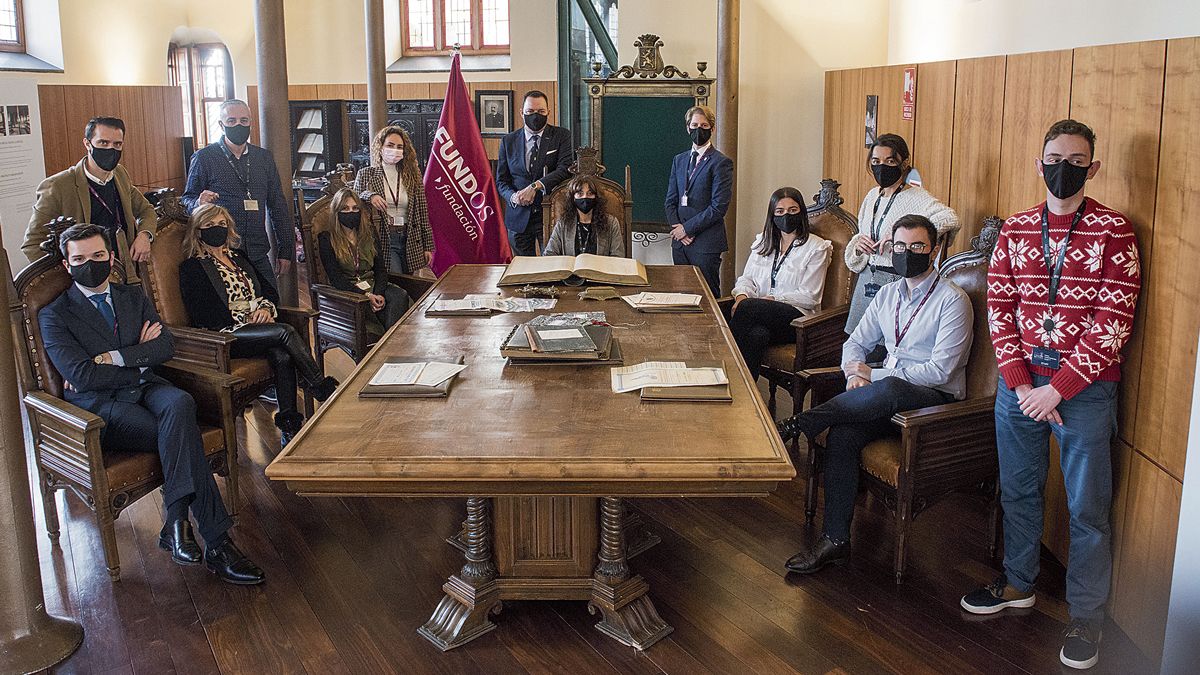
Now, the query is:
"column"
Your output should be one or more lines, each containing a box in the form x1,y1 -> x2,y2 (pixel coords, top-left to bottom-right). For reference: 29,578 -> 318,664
365,0 -> 388,135
716,0 -> 740,295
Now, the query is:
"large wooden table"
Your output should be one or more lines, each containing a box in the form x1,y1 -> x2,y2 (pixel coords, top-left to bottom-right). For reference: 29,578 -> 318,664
266,264 -> 795,651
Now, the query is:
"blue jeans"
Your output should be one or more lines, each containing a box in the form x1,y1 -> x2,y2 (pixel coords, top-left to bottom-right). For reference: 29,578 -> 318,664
996,374 -> 1118,620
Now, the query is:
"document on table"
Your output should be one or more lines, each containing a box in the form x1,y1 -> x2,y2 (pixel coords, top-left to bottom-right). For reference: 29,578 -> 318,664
369,361 -> 468,387
429,294 -> 557,313
621,292 -> 702,308
610,361 -> 728,393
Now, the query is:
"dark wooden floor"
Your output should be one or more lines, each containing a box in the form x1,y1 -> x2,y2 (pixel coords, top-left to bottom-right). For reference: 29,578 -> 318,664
32,357 -> 1154,675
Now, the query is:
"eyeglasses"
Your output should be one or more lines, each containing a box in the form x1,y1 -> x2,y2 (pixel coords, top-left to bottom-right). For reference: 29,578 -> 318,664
892,242 -> 931,254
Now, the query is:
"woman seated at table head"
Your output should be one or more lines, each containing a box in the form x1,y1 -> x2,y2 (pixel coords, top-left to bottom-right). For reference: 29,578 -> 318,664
729,186 -> 834,379
178,203 -> 338,446
318,187 -> 412,333
542,175 -> 624,258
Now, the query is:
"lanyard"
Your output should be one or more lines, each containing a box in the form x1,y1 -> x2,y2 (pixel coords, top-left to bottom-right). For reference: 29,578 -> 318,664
87,182 -> 124,225
222,146 -> 254,199
769,239 -> 800,292
382,168 -> 404,208
870,184 -> 905,241
894,275 -> 940,347
1040,199 -> 1088,306
575,220 -> 596,255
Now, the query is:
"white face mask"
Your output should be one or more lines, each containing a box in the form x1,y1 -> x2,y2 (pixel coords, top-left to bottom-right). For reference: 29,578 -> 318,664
381,147 -> 403,165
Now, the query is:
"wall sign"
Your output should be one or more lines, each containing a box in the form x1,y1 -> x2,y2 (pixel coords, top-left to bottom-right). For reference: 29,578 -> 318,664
902,66 -> 917,120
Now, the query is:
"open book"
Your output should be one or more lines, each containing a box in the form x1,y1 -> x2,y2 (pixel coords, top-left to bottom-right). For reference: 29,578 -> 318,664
497,254 -> 649,287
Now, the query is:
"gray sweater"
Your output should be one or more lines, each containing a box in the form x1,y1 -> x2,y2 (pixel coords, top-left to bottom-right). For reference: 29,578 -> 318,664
542,214 -> 625,257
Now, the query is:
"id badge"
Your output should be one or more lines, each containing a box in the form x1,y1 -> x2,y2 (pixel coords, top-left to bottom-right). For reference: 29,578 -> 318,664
884,354 -> 899,369
680,195 -> 688,207
355,280 -> 372,291
869,252 -> 892,268
1031,346 -> 1062,370
863,282 -> 881,298
244,199 -> 260,211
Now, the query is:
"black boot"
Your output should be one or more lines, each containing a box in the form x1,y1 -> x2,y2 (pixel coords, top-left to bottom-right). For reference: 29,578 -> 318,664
785,535 -> 850,574
306,375 -> 339,402
275,410 -> 305,447
158,519 -> 202,565
776,412 -> 821,443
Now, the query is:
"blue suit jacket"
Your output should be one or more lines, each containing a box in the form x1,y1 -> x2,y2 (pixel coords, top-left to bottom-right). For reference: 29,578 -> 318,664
664,147 -> 733,254
38,283 -> 174,411
495,125 -> 574,234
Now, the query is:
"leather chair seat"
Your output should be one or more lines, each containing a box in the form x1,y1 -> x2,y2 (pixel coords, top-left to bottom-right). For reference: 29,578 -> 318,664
763,344 -> 796,373
860,436 -> 902,487
104,426 -> 226,492
230,358 -> 273,387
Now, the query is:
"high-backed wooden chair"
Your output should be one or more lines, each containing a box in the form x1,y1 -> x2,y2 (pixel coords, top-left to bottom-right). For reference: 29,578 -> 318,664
544,147 -> 634,258
296,164 -> 436,367
138,189 -> 316,415
11,221 -> 240,580
797,217 -> 1003,584
720,179 -> 857,414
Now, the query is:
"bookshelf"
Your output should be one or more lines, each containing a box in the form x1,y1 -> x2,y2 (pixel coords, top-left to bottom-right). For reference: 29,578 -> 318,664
289,100 -> 347,178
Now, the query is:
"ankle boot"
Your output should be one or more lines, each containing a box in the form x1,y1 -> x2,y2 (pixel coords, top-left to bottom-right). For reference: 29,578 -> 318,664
306,376 -> 339,402
275,410 -> 305,447
776,413 -> 819,443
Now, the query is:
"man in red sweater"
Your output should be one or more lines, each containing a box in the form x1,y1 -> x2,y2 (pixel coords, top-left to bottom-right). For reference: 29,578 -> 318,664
960,120 -> 1141,670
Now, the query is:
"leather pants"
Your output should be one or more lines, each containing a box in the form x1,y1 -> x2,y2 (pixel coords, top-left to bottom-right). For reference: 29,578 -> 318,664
230,322 -> 322,416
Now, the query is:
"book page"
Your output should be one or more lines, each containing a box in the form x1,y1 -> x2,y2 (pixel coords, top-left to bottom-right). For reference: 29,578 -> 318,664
611,363 -> 726,393
369,362 -> 424,386
574,253 -> 643,277
415,362 -> 467,387
505,255 -> 576,276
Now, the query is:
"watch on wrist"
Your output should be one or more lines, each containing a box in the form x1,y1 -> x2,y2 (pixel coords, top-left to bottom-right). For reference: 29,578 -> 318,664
139,230 -> 154,242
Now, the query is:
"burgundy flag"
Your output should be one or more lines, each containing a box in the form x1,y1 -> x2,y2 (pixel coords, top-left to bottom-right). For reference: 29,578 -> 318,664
424,52 -> 511,274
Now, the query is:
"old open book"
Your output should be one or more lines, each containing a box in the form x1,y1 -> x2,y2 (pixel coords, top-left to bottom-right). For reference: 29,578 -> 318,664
497,254 -> 649,287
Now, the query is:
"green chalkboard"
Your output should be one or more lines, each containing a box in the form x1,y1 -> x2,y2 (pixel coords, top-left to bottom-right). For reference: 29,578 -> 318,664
600,96 -> 694,228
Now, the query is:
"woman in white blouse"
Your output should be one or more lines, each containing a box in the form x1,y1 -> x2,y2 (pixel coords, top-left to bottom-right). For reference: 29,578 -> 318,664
730,187 -> 833,379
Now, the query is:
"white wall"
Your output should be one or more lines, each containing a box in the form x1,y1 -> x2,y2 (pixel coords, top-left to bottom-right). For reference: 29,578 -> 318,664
618,0 -> 889,271
888,0 -> 1200,64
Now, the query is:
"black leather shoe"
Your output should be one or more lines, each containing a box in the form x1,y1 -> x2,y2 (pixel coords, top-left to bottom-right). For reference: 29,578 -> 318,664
776,413 -> 820,443
205,539 -> 265,585
785,535 -> 850,574
158,519 -> 202,566
307,376 -> 340,402
275,410 -> 305,448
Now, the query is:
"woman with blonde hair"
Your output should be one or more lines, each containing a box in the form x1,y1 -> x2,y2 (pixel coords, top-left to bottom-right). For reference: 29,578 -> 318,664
178,203 -> 337,446
318,187 -> 411,331
542,175 -> 624,257
353,126 -> 434,276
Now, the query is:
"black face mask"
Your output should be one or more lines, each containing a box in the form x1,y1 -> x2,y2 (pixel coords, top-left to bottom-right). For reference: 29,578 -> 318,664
773,213 -> 805,234
574,197 -> 596,214
523,112 -> 548,132
871,163 -> 904,188
88,144 -> 122,172
199,226 -> 229,247
1042,160 -> 1090,200
689,126 -> 712,146
338,211 -> 361,230
69,258 -> 111,288
224,123 -> 252,146
892,250 -> 932,279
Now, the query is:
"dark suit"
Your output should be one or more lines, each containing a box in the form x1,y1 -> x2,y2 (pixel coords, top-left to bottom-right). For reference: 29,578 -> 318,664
664,146 -> 733,295
495,124 -> 574,255
38,283 -> 232,544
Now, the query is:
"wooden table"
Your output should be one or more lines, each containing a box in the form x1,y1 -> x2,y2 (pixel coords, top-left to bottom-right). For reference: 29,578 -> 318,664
266,264 -> 795,651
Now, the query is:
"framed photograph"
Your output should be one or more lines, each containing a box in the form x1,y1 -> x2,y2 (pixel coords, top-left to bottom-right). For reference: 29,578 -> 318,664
864,94 -> 878,147
475,90 -> 513,138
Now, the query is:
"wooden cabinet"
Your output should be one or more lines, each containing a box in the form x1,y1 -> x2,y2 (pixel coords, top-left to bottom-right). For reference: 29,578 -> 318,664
345,99 -> 444,172
289,100 -> 347,178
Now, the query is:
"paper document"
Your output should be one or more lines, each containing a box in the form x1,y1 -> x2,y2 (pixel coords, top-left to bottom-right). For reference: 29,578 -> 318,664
622,292 -> 702,307
610,362 -> 727,393
537,328 -> 585,341
430,295 -> 557,313
369,361 -> 467,387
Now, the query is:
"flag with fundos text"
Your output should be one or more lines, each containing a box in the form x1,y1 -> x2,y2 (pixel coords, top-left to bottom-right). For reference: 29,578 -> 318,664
424,52 -> 511,274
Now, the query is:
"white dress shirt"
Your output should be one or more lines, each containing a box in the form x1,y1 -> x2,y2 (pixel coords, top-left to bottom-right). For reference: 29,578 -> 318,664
731,233 -> 833,314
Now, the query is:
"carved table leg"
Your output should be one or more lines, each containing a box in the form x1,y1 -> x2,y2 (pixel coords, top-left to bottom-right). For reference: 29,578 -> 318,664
622,503 -> 660,559
588,497 -> 672,650
445,506 -> 469,554
418,497 -> 503,651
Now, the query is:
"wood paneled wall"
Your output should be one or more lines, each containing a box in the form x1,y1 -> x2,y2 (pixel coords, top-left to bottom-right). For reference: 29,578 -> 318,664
824,38 -> 1199,665
38,85 -> 187,192
245,80 -> 558,161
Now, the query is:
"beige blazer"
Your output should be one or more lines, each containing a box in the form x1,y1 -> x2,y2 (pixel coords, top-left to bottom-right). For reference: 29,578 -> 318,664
22,157 -> 158,281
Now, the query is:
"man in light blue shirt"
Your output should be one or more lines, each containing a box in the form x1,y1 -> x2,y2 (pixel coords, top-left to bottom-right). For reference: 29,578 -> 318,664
777,214 -> 973,574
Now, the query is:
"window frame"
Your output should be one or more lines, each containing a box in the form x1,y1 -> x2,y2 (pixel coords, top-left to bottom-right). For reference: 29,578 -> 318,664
400,0 -> 510,57
0,0 -> 26,53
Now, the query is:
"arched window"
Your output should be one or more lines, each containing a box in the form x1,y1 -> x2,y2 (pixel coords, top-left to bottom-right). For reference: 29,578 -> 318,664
402,0 -> 509,56
168,41 -> 234,146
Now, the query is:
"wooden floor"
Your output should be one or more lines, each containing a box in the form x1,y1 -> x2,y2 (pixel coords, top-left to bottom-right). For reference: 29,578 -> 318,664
31,355 -> 1154,675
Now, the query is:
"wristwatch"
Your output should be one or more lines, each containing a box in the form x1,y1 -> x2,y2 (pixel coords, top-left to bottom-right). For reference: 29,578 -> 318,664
93,353 -> 108,365
138,230 -> 155,242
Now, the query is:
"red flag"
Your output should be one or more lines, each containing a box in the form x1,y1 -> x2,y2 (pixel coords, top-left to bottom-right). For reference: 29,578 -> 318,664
424,52 -> 511,274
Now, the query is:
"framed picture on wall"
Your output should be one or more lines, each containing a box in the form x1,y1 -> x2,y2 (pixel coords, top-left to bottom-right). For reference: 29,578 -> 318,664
865,94 -> 878,147
475,90 -> 513,137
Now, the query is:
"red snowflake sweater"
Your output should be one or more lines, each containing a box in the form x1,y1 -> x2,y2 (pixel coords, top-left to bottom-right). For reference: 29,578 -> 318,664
986,198 -> 1141,400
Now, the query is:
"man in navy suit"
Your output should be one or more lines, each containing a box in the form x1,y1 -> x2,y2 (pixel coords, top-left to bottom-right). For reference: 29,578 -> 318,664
495,90 -> 575,256
39,223 -> 265,585
665,105 -> 734,296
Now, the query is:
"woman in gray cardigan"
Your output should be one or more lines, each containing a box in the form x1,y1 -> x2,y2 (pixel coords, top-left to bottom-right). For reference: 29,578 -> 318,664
543,176 -> 625,257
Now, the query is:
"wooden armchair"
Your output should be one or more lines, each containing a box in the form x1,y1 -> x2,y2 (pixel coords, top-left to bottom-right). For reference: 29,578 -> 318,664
797,217 -> 1004,584
544,147 -> 634,258
137,189 -> 317,416
296,164 -> 436,367
10,224 -> 241,580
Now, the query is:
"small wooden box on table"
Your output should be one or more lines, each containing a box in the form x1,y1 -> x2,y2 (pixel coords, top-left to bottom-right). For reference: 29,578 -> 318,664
265,264 -> 795,651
